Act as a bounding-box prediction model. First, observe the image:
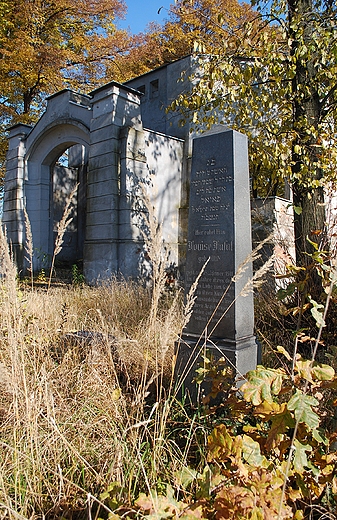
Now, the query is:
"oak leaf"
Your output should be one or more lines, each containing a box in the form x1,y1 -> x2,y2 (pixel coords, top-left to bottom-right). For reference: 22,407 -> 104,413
287,390 -> 320,430
241,366 -> 286,405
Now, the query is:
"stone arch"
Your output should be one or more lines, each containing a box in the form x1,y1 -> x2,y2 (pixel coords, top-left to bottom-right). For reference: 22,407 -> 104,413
3,81 -> 184,282
24,120 -> 90,271
2,89 -> 93,274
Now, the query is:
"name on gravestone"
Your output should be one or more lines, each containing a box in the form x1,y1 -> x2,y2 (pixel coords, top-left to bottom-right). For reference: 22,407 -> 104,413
176,128 -> 258,397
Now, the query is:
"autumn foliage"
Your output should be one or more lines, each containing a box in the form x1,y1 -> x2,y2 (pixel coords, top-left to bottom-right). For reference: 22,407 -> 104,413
0,0 -> 131,120
0,0 -> 136,176
0,0 -> 259,178
111,0 -> 258,81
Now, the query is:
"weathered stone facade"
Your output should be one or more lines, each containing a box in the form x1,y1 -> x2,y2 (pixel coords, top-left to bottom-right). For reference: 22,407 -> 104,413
2,55 -> 293,282
3,69 -> 187,282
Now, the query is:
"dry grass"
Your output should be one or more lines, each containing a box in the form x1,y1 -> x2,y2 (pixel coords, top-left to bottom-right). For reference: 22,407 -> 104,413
0,192 -> 283,519
0,219 -> 195,519
23,207 -> 34,290
48,184 -> 79,292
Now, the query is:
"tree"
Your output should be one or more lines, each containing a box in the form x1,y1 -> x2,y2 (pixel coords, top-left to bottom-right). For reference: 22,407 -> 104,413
106,24 -> 165,82
110,0 -> 257,82
0,0 -> 132,179
156,0 -> 257,62
171,0 -> 337,291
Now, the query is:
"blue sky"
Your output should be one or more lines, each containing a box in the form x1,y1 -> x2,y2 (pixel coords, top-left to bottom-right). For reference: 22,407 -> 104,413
119,0 -> 171,33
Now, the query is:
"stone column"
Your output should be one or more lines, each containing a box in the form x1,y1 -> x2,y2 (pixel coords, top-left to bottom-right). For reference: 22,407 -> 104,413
84,90 -> 120,281
118,126 -> 148,277
2,124 -> 32,268
84,82 -> 144,282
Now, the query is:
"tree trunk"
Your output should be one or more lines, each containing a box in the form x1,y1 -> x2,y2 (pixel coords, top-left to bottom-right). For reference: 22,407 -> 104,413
288,0 -> 326,299
23,90 -> 33,114
292,185 -> 326,262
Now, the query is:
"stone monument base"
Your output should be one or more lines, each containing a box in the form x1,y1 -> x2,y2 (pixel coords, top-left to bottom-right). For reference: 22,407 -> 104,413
174,334 -> 259,403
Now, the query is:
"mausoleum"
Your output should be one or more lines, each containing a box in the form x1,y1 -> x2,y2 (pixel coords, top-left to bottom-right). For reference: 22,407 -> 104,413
2,57 -> 194,281
4,55 -> 296,380
2,55 -> 292,283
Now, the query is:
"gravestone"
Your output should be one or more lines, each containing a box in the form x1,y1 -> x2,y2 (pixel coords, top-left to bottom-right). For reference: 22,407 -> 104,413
176,128 -> 258,399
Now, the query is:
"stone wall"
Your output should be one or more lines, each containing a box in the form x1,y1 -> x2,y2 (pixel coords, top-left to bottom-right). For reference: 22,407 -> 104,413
251,197 -> 295,286
2,80 -> 184,282
3,56 -> 295,285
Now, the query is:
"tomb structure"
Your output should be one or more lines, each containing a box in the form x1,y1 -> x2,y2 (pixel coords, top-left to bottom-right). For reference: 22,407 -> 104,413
3,55 -> 294,381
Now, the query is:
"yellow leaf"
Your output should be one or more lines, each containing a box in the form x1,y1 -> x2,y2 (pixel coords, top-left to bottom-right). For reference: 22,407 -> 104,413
277,346 -> 292,361
111,388 -> 121,400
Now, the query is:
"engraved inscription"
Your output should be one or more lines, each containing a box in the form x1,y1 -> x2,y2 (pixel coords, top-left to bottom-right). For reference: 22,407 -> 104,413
190,158 -> 232,227
185,144 -> 236,337
187,240 -> 233,251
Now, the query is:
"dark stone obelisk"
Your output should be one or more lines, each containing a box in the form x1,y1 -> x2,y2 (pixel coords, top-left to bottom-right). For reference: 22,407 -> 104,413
176,128 -> 257,400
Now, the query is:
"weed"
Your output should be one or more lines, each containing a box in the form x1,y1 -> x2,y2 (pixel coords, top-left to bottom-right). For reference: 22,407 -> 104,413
23,207 -> 33,290
0,189 -> 194,520
71,264 -> 85,286
36,268 -> 47,284
2,182 -> 337,519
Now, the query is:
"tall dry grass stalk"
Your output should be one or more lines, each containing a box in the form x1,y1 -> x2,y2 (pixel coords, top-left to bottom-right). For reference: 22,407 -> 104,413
0,182 -> 279,518
138,188 -> 170,327
48,183 -> 79,292
137,188 -> 185,401
23,207 -> 33,290
0,226 -> 17,303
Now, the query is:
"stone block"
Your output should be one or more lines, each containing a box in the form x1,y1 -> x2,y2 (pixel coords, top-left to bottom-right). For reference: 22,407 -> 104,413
90,125 -> 120,143
84,240 -> 119,282
88,165 -> 118,184
87,179 -> 119,199
86,207 -> 119,227
85,222 -> 118,241
88,152 -> 118,170
89,139 -> 119,158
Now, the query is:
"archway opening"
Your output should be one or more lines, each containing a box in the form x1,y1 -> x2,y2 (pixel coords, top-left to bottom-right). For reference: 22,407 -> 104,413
51,144 -> 87,269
